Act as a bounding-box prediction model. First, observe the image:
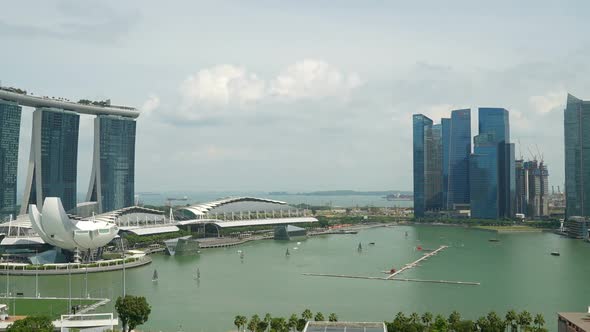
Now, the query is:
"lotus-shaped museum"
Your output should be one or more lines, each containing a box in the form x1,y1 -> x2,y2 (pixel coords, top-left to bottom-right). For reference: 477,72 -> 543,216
29,197 -> 119,251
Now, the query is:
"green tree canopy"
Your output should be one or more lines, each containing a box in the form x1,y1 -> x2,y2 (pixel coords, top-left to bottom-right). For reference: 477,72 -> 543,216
314,312 -> 325,322
328,313 -> 338,322
7,315 -> 54,332
302,309 -> 313,321
115,295 -> 152,332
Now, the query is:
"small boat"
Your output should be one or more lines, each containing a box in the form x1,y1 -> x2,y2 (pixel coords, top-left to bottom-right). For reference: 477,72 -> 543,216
296,242 -> 301,245
369,242 -> 375,245
489,238 -> 500,242
196,267 -> 200,279
240,251 -> 244,259
285,248 -> 290,256
357,243 -> 363,251
550,251 -> 560,256
152,269 -> 158,282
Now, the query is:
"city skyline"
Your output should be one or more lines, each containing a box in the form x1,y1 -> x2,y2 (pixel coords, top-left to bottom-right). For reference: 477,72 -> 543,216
1,1 -> 590,192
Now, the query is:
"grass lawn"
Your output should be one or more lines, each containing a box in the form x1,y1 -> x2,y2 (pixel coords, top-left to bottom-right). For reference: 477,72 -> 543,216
3,298 -> 99,319
475,225 -> 542,233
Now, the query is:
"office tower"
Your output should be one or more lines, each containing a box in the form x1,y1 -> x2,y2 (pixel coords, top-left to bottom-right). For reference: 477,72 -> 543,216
413,114 -> 433,217
87,115 -> 136,213
22,108 -> 80,214
470,108 -> 514,219
426,124 -> 443,210
441,118 -> 451,209
515,159 -> 526,214
0,99 -> 22,218
564,94 -> 590,218
447,109 -> 471,209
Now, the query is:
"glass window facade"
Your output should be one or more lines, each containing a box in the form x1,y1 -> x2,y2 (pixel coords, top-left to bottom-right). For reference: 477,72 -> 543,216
470,108 -> 514,219
441,118 -> 451,209
564,94 -> 590,218
413,114 -> 433,217
88,115 -> 136,213
447,109 -> 471,208
25,108 -> 79,213
0,99 -> 21,218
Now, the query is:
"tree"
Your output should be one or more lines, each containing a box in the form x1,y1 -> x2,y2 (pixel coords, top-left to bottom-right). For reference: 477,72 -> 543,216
288,314 -> 299,331
410,312 -> 420,324
422,312 -> 433,327
328,313 -> 338,322
248,314 -> 261,332
271,317 -> 287,332
302,309 -> 313,321
7,315 -> 54,332
433,314 -> 449,332
534,313 -> 545,330
296,318 -> 307,332
518,311 -> 532,332
448,311 -> 461,330
505,310 -> 518,332
258,320 -> 269,332
475,316 -> 489,331
314,312 -> 325,321
265,313 -> 272,332
115,295 -> 151,332
486,311 -> 505,332
454,320 -> 475,332
235,315 -> 248,332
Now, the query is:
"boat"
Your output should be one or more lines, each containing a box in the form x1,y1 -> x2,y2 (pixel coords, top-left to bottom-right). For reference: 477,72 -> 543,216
152,269 -> 158,282
357,243 -> 362,252
488,238 -> 500,242
196,267 -> 200,279
285,248 -> 290,256
550,251 -> 560,256
369,242 -> 375,245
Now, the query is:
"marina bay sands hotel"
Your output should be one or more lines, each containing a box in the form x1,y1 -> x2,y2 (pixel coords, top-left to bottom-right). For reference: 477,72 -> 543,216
0,86 -> 140,218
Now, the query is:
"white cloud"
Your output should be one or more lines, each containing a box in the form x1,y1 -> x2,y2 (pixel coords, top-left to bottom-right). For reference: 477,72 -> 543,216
529,90 -> 566,114
180,65 -> 266,108
175,60 -> 362,121
141,95 -> 160,116
269,59 -> 362,101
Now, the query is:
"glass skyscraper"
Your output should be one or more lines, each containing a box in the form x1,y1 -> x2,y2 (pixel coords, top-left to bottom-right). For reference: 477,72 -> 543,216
413,114 -> 433,217
441,118 -> 451,209
22,108 -> 79,213
470,108 -> 514,219
447,109 -> 471,209
87,115 -> 136,213
564,94 -> 590,218
0,99 -> 22,218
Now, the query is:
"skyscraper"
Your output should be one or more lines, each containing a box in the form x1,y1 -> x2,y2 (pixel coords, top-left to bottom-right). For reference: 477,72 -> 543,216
413,114 -> 433,217
515,159 -> 527,214
441,118 -> 451,209
447,109 -> 471,209
564,94 -> 590,218
426,124 -> 443,211
87,115 -> 137,213
22,108 -> 80,214
0,99 -> 22,219
470,108 -> 514,219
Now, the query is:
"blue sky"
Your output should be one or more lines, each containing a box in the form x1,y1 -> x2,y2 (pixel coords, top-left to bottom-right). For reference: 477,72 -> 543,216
1,0 -> 589,192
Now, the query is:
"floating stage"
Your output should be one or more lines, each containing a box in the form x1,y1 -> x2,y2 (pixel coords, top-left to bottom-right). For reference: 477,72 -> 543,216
303,245 -> 480,286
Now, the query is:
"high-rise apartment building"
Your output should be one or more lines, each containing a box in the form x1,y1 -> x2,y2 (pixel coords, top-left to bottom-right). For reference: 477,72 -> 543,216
0,99 -> 22,219
515,159 -> 549,218
22,108 -> 80,214
564,94 -> 590,218
447,109 -> 471,209
470,108 -> 515,219
87,115 -> 137,213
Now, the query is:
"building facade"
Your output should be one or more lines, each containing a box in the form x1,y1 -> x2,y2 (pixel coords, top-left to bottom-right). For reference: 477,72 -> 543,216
441,118 -> 451,209
413,114 -> 436,217
0,99 -> 22,219
470,108 -> 514,219
564,94 -> 590,218
447,109 -> 471,209
22,108 -> 80,214
87,115 -> 137,213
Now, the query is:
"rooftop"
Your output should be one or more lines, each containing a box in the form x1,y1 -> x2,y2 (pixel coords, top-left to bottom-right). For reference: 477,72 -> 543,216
303,321 -> 387,332
559,312 -> 590,331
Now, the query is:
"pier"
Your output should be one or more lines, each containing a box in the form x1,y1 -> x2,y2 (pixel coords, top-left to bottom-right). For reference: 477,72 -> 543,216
303,244 -> 480,286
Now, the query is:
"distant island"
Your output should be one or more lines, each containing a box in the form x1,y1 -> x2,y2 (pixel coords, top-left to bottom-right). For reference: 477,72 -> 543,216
267,190 -> 412,197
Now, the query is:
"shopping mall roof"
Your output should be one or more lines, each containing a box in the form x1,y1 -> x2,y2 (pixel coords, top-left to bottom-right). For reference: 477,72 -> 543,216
178,197 -> 288,217
303,321 -> 387,332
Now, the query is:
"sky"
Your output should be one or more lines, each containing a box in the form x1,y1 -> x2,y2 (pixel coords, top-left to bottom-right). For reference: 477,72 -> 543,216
1,0 -> 589,193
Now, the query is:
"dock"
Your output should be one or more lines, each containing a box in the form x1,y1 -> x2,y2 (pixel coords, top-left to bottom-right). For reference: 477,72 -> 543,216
386,245 -> 448,279
303,244 -> 480,286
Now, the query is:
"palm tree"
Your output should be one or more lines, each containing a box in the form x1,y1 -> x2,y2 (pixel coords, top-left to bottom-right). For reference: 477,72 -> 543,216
248,315 -> 260,332
422,312 -> 433,327
433,314 -> 448,332
239,315 -> 248,332
475,316 -> 488,331
264,313 -> 272,332
487,311 -> 504,332
518,311 -> 532,332
302,309 -> 313,321
448,310 -> 461,328
534,313 -> 545,330
410,312 -> 420,324
505,310 -> 518,332
314,312 -> 325,322
328,313 -> 338,322
271,317 -> 287,332
235,315 -> 242,332
288,314 -> 298,331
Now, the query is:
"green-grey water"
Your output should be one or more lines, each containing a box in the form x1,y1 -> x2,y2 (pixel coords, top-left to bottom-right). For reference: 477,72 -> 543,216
3,226 -> 588,331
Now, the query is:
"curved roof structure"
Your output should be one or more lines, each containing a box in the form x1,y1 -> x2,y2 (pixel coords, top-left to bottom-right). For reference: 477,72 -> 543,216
29,198 -> 119,251
178,197 -> 288,217
0,89 -> 139,118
